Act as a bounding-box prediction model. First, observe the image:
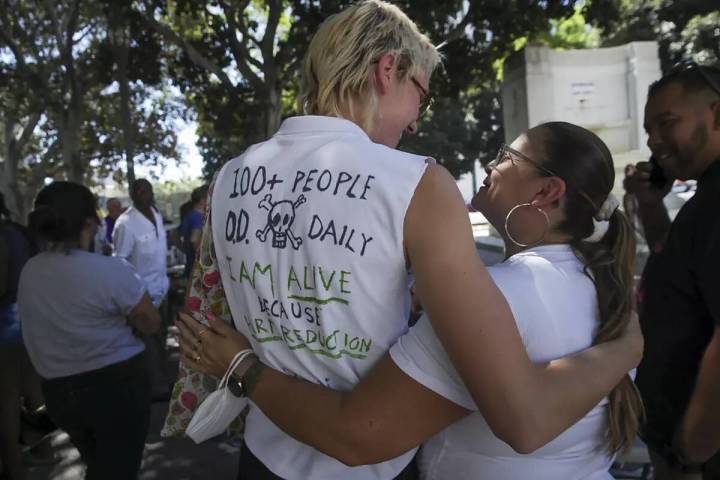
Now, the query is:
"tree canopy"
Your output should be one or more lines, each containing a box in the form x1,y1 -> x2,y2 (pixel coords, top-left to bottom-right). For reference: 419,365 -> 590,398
1,0 -> 717,221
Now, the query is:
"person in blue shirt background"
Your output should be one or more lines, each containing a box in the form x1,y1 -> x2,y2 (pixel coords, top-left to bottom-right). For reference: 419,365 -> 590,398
104,198 -> 125,246
180,185 -> 208,278
99,197 -> 125,255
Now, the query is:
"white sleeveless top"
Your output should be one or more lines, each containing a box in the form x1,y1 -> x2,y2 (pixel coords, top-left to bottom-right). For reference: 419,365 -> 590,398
211,116 -> 430,479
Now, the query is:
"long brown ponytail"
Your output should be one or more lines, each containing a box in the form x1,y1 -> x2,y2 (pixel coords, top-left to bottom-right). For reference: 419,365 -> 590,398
573,210 -> 644,455
530,122 -> 644,455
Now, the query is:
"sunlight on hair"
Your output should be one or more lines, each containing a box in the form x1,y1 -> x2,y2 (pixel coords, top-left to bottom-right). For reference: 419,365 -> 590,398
298,0 -> 441,131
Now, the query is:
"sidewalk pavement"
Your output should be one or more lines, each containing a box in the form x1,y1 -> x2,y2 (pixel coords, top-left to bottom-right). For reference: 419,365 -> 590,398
26,403 -> 241,480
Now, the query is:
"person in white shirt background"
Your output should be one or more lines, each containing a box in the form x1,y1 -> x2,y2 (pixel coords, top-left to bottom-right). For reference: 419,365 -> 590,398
113,179 -> 169,306
180,121 -> 643,479
113,178 -> 170,400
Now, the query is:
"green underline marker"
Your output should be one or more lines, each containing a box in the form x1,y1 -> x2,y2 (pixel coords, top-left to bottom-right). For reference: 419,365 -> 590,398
251,335 -> 367,360
254,335 -> 283,343
288,295 -> 350,305
288,344 -> 367,360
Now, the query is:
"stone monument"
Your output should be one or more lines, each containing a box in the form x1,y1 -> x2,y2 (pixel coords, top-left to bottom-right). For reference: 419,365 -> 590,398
501,41 -> 662,195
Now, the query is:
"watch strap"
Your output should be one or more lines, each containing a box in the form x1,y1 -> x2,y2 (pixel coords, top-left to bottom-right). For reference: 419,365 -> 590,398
662,444 -> 705,474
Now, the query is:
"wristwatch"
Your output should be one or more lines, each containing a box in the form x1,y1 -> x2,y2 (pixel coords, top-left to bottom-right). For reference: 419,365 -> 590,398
227,374 -> 245,397
662,444 -> 705,474
227,354 -> 258,398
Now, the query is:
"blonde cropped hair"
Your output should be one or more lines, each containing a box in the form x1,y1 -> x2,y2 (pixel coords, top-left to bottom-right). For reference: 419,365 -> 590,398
298,0 -> 441,131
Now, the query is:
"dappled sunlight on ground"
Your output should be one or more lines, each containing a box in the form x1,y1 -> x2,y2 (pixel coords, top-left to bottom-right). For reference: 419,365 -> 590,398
26,330 -> 242,480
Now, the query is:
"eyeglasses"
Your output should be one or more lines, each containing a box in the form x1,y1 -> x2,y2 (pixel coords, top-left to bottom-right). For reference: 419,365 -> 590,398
410,76 -> 434,117
488,144 -> 558,178
669,60 -> 720,97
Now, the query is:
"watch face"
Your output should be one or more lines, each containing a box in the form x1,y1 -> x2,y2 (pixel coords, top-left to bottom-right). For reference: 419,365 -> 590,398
227,379 -> 243,397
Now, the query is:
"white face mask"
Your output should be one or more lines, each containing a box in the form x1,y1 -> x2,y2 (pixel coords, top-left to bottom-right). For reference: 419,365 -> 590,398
185,349 -> 253,443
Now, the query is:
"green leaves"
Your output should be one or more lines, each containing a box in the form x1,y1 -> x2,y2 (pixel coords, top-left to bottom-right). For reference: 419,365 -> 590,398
584,0 -> 719,69
2,0 -> 714,221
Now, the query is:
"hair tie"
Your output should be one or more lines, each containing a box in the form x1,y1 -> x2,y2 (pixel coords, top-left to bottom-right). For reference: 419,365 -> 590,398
585,219 -> 610,243
594,193 -> 619,221
584,193 -> 620,243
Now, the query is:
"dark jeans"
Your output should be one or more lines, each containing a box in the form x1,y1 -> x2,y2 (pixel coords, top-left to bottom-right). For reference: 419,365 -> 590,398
237,443 -> 418,480
144,296 -> 170,397
42,352 -> 151,480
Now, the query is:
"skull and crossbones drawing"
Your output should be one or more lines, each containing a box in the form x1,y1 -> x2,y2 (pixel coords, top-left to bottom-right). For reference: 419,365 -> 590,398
256,193 -> 307,249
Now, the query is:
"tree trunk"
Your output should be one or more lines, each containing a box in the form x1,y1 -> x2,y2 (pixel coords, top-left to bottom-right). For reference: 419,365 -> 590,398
264,86 -> 283,140
21,162 -> 50,225
57,82 -> 85,183
0,162 -> 21,223
47,0 -> 85,184
118,59 -> 135,187
59,111 -> 84,183
1,109 -> 41,223
109,3 -> 135,189
1,111 -> 20,220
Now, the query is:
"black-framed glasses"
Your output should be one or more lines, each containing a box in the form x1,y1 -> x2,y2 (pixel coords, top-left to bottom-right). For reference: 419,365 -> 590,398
410,76 -> 434,116
488,143 -> 558,178
670,59 -> 720,97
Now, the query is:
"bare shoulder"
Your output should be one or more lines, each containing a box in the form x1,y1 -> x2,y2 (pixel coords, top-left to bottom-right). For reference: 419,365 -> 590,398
415,163 -> 461,198
405,163 -> 471,249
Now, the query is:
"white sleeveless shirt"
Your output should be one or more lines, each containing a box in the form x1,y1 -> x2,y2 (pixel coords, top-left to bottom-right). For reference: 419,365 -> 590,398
211,116 -> 430,479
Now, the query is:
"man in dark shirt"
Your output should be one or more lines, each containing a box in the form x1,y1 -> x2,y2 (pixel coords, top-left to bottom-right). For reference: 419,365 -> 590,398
625,63 -> 720,479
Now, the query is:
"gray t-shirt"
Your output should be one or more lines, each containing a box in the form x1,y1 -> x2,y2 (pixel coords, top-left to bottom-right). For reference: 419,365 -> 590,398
19,250 -> 146,379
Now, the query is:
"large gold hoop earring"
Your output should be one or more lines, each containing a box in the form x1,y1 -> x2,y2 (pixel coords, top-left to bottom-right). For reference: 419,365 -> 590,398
504,203 -> 550,247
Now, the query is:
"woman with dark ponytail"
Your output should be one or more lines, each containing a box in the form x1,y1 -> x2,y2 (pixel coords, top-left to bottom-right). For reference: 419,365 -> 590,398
17,182 -> 161,480
175,123 -> 641,479
536,121 -> 644,456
